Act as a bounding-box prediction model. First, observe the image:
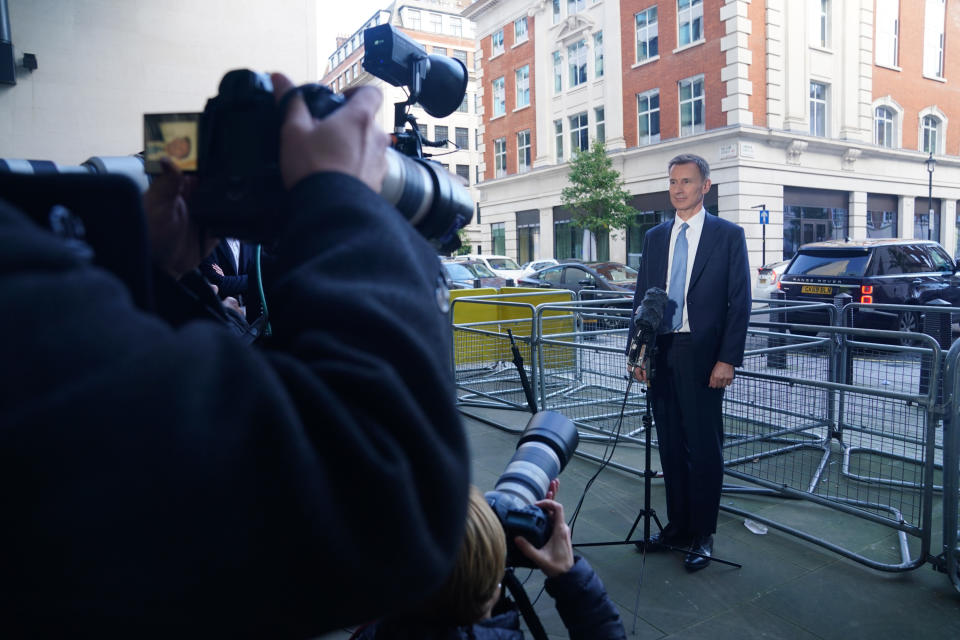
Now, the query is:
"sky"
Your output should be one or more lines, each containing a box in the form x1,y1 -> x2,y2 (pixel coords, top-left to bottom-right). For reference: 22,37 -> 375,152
316,1 -> 392,74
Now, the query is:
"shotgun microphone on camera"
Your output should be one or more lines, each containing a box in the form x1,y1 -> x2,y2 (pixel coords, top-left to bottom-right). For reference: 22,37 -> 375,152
627,287 -> 668,371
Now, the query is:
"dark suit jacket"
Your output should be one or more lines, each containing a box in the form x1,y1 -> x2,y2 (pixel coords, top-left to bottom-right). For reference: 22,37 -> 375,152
630,212 -> 751,368
200,240 -> 253,299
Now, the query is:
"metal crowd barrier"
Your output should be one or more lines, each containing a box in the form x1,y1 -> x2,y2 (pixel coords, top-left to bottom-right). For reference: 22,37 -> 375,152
451,291 -> 955,581
940,339 -> 960,592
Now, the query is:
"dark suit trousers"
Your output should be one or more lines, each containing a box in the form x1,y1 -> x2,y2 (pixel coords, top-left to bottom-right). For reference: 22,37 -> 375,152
649,333 -> 725,537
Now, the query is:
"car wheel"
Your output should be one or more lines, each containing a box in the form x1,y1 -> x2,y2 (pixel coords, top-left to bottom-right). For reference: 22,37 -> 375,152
897,311 -> 921,345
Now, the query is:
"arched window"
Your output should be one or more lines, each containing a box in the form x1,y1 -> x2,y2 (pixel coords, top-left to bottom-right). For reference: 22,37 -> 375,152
922,115 -> 940,153
875,106 -> 895,147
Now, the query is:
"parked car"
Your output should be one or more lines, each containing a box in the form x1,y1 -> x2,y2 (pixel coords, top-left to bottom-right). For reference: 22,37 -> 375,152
456,254 -> 523,281
519,258 -> 560,279
778,239 -> 960,336
754,259 -> 792,300
518,261 -> 637,294
441,260 -> 507,289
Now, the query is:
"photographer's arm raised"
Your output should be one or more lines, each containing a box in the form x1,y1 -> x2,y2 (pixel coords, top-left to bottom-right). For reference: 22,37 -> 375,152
0,74 -> 468,636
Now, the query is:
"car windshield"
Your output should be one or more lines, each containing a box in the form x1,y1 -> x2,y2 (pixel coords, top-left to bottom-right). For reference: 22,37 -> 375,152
487,257 -> 521,270
592,263 -> 638,283
443,263 -> 475,281
465,262 -> 496,277
787,251 -> 870,277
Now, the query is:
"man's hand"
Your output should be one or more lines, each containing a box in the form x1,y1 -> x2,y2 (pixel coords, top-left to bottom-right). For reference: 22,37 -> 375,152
513,499 -> 575,578
709,361 -> 735,389
630,363 -> 648,384
142,160 -> 218,279
270,73 -> 390,192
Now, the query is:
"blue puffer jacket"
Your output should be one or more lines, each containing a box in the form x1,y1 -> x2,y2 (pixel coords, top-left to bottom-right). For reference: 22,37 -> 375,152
353,556 -> 626,640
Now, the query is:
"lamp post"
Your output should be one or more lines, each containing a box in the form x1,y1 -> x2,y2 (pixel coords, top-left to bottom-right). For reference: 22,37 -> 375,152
925,151 -> 936,241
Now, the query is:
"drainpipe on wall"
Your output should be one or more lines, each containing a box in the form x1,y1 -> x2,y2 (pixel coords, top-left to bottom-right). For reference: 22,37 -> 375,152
0,0 -> 15,85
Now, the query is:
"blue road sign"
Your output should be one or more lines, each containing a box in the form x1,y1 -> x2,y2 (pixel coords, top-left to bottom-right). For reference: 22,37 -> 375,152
759,209 -> 769,225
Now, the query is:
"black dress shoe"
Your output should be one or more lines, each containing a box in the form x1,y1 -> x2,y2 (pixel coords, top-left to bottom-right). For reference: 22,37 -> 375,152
634,525 -> 690,552
683,535 -> 713,572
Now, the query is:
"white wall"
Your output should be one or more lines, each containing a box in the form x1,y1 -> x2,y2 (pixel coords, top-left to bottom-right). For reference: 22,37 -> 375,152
0,0 -> 318,164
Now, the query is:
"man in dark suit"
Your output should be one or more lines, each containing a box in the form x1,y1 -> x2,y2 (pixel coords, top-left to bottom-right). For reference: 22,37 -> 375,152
627,153 -> 750,572
201,238 -> 261,323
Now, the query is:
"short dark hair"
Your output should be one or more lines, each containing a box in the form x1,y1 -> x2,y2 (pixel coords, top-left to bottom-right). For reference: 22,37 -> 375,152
668,153 -> 710,181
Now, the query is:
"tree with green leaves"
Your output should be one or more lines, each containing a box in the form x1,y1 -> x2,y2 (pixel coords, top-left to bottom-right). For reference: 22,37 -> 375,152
560,140 -> 637,235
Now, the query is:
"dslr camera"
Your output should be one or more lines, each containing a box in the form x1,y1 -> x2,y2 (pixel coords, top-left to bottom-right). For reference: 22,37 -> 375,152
485,411 -> 579,568
145,24 -> 473,253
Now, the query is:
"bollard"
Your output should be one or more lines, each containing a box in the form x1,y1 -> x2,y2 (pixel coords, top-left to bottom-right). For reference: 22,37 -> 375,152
919,299 -> 950,402
766,290 -> 787,369
834,293 -> 854,385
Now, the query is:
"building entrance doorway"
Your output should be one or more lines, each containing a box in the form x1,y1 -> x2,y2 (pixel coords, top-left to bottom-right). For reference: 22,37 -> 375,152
802,220 -> 829,245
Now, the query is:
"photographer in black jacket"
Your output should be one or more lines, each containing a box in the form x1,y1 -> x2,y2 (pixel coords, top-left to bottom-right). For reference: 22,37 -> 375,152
0,72 -> 468,637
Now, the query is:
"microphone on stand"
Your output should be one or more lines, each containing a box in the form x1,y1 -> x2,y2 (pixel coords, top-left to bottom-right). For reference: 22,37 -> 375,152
627,287 -> 668,378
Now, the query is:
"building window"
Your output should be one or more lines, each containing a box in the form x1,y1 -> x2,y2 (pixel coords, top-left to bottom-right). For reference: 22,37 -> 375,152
351,63 -> 358,80
435,125 -> 448,144
809,81 -> 827,137
553,0 -> 561,24
429,13 -> 442,33
594,32 -> 604,78
595,107 -> 605,144
553,51 -> 563,93
491,222 -> 506,255
867,209 -> 897,239
452,49 -> 468,66
515,16 -> 528,43
517,130 -> 531,173
455,127 -> 469,150
921,115 -> 940,153
417,123 -> 428,138
677,0 -> 704,48
432,46 -> 447,56
635,6 -> 659,63
568,0 -> 586,15
475,129 -> 480,150
516,65 -> 530,108
492,28 -> 504,56
455,164 -> 470,185
518,224 -> 540,265
494,137 -> 507,177
555,120 -> 564,162
923,0 -> 946,78
818,0 -> 830,48
406,9 -> 421,30
627,211 -> 666,268
875,106 -> 895,147
637,90 -> 661,146
875,0 -> 899,67
568,40 -> 587,88
493,77 -> 506,117
555,221 -> 609,262
457,94 -> 468,113
783,205 -> 848,257
678,76 -> 704,136
570,112 -> 589,154
450,17 -> 462,37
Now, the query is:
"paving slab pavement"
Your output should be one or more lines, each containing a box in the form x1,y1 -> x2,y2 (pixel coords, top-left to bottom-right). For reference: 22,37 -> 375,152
318,406 -> 960,639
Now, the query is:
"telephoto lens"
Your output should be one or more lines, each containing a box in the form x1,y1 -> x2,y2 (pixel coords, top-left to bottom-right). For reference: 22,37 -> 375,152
485,411 -> 579,567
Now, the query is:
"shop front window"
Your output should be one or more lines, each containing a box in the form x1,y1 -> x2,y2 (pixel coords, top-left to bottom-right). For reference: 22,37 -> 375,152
783,206 -> 848,259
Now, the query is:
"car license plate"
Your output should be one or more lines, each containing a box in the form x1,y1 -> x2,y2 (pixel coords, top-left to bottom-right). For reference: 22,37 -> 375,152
801,285 -> 833,295
758,275 -> 770,284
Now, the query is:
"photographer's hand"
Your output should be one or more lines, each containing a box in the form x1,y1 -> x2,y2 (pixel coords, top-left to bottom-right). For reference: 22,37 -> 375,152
514,499 -> 575,578
270,72 -> 390,192
143,159 -> 218,279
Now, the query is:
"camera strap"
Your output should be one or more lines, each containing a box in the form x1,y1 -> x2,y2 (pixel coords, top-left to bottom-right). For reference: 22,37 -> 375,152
501,569 -> 548,640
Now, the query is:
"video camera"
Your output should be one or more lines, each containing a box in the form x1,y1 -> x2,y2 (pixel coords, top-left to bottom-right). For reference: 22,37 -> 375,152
485,411 -> 579,568
145,24 -> 473,253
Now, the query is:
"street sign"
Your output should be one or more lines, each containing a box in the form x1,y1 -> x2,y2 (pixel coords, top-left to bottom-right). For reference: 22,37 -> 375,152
759,209 -> 769,225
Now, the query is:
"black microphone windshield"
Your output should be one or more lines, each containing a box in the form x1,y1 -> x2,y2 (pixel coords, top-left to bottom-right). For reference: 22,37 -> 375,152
635,287 -> 668,332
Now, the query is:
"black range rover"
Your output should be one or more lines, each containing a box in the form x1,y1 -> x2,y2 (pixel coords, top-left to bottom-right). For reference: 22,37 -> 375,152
778,239 -> 960,333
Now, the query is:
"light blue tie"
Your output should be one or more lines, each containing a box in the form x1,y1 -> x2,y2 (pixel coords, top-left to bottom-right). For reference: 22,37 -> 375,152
662,222 -> 689,333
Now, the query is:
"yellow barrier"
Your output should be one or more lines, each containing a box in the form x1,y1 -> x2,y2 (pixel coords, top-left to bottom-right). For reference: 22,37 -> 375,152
451,287 -> 575,366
